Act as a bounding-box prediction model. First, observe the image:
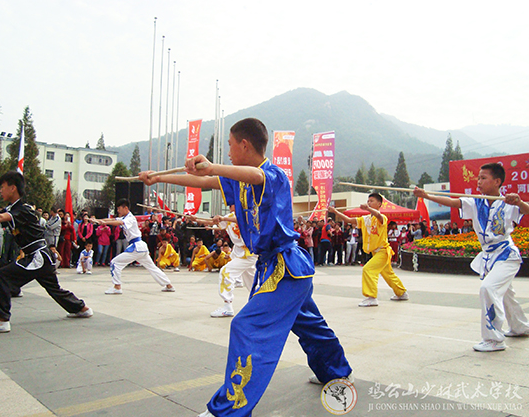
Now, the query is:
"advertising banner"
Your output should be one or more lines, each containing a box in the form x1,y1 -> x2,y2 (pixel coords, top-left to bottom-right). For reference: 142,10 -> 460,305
309,131 -> 335,221
184,119 -> 203,215
450,153 -> 529,227
272,131 -> 295,199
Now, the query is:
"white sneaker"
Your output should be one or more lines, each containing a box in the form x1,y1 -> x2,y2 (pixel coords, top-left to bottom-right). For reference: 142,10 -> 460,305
358,297 -> 378,307
390,292 -> 409,301
210,306 -> 234,318
197,410 -> 215,417
473,340 -> 507,352
234,282 -> 244,288
86,271 -> 92,275
174,267 -> 180,272
105,287 -> 123,295
308,371 -> 354,385
161,285 -> 175,292
67,307 -> 93,318
504,329 -> 529,337
0,321 -> 11,333
77,271 -> 83,274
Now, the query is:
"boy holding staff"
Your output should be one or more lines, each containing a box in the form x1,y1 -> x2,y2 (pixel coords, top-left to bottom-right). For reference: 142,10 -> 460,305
329,193 -> 408,307
414,162 -> 529,351
139,118 -> 352,417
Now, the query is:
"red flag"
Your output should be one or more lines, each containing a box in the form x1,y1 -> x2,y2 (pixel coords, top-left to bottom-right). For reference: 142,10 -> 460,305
65,173 -> 76,240
153,190 -> 174,217
17,127 -> 25,174
416,197 -> 430,229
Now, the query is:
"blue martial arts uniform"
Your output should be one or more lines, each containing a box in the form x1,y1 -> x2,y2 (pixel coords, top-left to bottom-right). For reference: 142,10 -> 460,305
206,159 -> 351,417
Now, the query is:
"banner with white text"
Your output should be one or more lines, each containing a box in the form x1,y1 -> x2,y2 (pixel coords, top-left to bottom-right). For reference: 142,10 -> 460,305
309,131 -> 335,221
184,119 -> 203,215
272,131 -> 295,200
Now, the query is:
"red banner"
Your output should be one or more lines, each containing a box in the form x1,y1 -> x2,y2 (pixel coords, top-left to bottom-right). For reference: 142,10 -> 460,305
450,153 -> 529,227
309,131 -> 335,221
184,119 -> 202,215
272,131 -> 295,200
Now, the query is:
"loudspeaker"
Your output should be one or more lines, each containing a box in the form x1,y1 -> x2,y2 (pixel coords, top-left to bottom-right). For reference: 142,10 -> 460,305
94,207 -> 108,219
115,182 -> 144,215
129,182 -> 144,215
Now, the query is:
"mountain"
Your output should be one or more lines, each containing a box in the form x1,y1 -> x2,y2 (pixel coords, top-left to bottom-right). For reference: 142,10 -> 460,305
381,114 -> 501,158
457,124 -> 529,155
110,88 -> 515,185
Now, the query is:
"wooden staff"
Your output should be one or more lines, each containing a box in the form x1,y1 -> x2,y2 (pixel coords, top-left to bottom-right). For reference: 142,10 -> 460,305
115,161 -> 209,181
338,182 -> 505,201
136,203 -> 210,221
294,206 -> 358,216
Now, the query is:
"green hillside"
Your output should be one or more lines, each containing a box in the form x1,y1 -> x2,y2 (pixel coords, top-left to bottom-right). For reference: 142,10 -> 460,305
110,88 -> 467,184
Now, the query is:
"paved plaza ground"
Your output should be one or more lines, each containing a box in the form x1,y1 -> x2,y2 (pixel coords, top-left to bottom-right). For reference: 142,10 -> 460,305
1,264 -> 528,417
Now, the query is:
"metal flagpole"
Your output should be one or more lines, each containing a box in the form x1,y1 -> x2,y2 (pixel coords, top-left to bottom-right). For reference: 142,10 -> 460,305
147,17 -> 157,204
173,70 -> 181,211
155,35 -> 165,201
163,47 -> 171,206
168,60 -> 177,210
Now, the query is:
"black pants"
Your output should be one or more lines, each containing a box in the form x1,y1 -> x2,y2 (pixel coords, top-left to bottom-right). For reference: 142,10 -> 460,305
0,251 -> 85,321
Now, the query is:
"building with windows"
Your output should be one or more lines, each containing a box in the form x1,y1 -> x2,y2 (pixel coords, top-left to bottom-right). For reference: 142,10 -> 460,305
0,138 -> 117,199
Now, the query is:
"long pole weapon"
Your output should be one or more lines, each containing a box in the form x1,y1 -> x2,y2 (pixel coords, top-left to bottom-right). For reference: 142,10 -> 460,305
338,182 -> 505,201
115,161 -> 209,181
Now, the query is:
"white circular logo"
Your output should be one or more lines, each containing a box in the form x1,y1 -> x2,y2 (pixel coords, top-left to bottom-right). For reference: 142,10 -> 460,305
321,378 -> 358,415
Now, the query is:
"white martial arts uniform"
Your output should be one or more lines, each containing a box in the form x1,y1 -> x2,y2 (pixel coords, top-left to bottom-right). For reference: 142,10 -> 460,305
218,213 -> 257,303
110,212 -> 171,287
76,249 -> 93,273
460,197 -> 529,342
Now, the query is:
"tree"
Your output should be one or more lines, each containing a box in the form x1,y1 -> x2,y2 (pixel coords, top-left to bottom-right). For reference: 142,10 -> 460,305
453,140 -> 464,161
417,172 -> 434,189
295,169 -> 309,196
206,134 -> 214,162
85,140 -> 90,148
96,133 -> 106,150
333,176 -> 355,193
367,163 -> 377,185
375,167 -> 388,186
100,162 -> 131,209
392,152 -> 410,188
0,106 -> 54,210
130,144 -> 141,176
438,134 -> 454,182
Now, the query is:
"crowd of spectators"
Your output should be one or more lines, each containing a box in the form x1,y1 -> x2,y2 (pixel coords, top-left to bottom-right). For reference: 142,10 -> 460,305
0,203 -> 476,272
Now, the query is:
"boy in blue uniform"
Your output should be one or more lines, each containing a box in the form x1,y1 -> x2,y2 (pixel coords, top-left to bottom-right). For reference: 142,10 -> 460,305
414,163 -> 529,352
140,118 -> 351,417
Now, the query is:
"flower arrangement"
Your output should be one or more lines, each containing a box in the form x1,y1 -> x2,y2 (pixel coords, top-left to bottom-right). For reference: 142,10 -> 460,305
401,227 -> 529,258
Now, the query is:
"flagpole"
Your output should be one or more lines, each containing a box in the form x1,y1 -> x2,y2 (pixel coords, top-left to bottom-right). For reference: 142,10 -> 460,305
169,60 -> 177,210
155,35 -> 165,202
173,70 -> 181,211
147,17 -> 157,204
163,47 -> 171,207
17,123 -> 25,174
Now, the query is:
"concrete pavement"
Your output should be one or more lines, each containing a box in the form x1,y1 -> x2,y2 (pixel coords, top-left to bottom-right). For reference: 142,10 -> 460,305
1,263 -> 528,417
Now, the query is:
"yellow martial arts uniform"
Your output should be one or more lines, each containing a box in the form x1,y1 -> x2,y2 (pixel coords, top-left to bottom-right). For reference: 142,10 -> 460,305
211,251 -> 230,269
158,243 -> 180,269
191,245 -> 210,271
357,214 -> 407,298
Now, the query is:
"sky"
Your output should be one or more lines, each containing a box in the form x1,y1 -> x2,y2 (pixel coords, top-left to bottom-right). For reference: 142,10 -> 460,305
1,0 -> 529,148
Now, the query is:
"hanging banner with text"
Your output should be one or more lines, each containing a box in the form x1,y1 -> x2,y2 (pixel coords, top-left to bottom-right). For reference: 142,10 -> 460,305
272,131 -> 295,200
309,131 -> 335,221
184,119 -> 203,215
450,152 -> 529,227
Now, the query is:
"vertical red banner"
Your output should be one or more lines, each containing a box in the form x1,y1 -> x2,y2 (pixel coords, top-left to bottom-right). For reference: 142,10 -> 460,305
184,119 -> 203,215
309,131 -> 335,221
449,153 -> 529,227
272,131 -> 295,200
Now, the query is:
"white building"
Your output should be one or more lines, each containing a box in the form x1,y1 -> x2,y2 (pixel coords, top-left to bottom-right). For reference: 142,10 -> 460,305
0,137 -> 117,200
